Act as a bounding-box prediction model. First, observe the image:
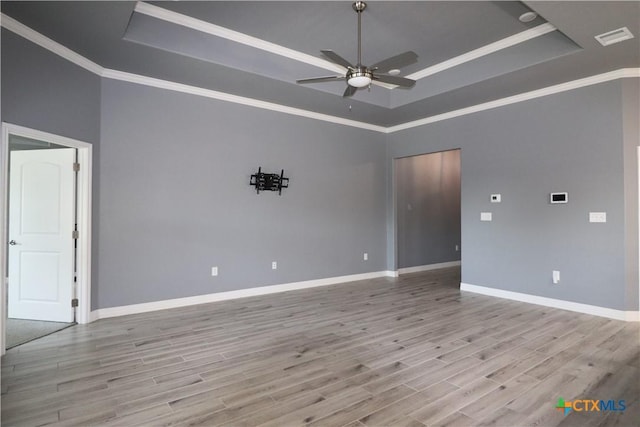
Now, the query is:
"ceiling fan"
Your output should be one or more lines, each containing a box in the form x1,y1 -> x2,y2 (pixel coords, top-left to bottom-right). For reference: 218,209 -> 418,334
296,1 -> 418,98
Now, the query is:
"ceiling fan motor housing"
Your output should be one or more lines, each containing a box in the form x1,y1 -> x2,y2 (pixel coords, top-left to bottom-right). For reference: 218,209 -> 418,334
347,67 -> 373,88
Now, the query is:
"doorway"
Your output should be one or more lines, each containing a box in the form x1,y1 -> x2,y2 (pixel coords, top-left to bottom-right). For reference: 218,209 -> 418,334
1,124 -> 93,354
394,149 -> 461,275
6,139 -> 76,347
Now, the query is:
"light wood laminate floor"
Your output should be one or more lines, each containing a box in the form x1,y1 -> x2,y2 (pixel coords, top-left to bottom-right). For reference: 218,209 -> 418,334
2,268 -> 638,426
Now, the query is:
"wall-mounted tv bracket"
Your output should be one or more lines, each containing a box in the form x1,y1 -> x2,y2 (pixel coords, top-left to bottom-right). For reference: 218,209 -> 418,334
250,167 -> 289,195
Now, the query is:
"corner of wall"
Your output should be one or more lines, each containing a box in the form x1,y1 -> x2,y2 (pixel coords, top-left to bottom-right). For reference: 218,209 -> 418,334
622,78 -> 640,311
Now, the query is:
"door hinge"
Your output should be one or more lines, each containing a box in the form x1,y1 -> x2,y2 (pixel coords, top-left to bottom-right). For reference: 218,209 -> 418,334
72,230 -> 79,239
71,298 -> 79,308
73,162 -> 80,172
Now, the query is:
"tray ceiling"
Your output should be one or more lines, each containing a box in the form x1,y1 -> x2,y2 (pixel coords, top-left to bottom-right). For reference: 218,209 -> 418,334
1,1 -> 639,127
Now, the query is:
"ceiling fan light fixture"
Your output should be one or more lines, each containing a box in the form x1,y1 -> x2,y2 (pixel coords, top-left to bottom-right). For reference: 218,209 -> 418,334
347,68 -> 372,87
348,75 -> 372,87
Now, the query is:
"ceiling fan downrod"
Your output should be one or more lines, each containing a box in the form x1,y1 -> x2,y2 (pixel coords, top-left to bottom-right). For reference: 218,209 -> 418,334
347,1 -> 372,89
353,1 -> 367,67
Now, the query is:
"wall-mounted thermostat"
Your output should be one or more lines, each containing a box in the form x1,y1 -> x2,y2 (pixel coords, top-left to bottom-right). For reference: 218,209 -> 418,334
550,192 -> 568,204
490,194 -> 501,203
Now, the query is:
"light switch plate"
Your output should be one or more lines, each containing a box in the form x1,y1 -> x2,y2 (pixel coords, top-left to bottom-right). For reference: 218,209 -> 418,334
589,212 -> 607,223
481,212 -> 492,221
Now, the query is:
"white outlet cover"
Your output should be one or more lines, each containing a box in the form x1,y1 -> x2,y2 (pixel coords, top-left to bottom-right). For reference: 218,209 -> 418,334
211,267 -> 218,276
363,253 -> 368,261
589,212 -> 607,223
272,261 -> 277,270
481,212 -> 492,221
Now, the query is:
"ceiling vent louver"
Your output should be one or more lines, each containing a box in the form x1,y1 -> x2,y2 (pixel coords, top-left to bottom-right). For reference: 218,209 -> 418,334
594,27 -> 634,46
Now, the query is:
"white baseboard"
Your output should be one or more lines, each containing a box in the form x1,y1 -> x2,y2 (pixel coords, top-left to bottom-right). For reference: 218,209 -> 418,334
626,311 -> 640,322
398,261 -> 461,275
92,270 -> 395,321
460,282 -> 640,322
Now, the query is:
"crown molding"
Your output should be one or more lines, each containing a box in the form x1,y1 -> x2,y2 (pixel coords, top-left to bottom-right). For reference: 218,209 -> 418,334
102,69 -> 387,133
0,13 -> 104,76
133,2 -> 395,91
134,3 -> 556,88
387,68 -> 640,133
406,23 -> 557,80
1,13 -> 639,135
134,2 -> 346,75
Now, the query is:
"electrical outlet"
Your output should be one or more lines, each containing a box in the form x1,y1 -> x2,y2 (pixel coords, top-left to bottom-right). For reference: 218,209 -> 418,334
272,261 -> 277,270
481,212 -> 492,221
455,245 -> 459,252
552,270 -> 560,284
211,267 -> 218,277
589,212 -> 607,223
363,252 -> 368,261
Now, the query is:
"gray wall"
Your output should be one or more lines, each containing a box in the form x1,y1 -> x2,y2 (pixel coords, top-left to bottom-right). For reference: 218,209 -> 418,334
97,79 -> 387,309
395,150 -> 461,269
1,30 -> 101,143
388,80 -> 636,310
622,78 -> 640,311
1,29 -> 103,308
2,28 -> 638,312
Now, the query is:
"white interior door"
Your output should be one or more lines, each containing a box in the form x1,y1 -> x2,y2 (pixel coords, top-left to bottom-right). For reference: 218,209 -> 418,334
8,148 -> 76,322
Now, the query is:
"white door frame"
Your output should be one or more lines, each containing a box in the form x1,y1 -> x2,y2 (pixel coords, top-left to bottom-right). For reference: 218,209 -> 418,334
0,123 -> 93,355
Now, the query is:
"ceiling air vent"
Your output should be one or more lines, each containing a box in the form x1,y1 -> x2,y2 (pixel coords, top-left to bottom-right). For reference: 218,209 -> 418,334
595,27 -> 634,46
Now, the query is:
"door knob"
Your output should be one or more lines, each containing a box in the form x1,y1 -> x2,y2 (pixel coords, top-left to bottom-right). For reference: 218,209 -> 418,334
8,240 -> 18,245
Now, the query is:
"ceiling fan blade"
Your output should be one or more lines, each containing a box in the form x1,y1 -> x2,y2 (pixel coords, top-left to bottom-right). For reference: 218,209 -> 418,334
373,74 -> 416,87
343,85 -> 358,98
296,76 -> 345,84
321,50 -> 354,69
370,51 -> 418,72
